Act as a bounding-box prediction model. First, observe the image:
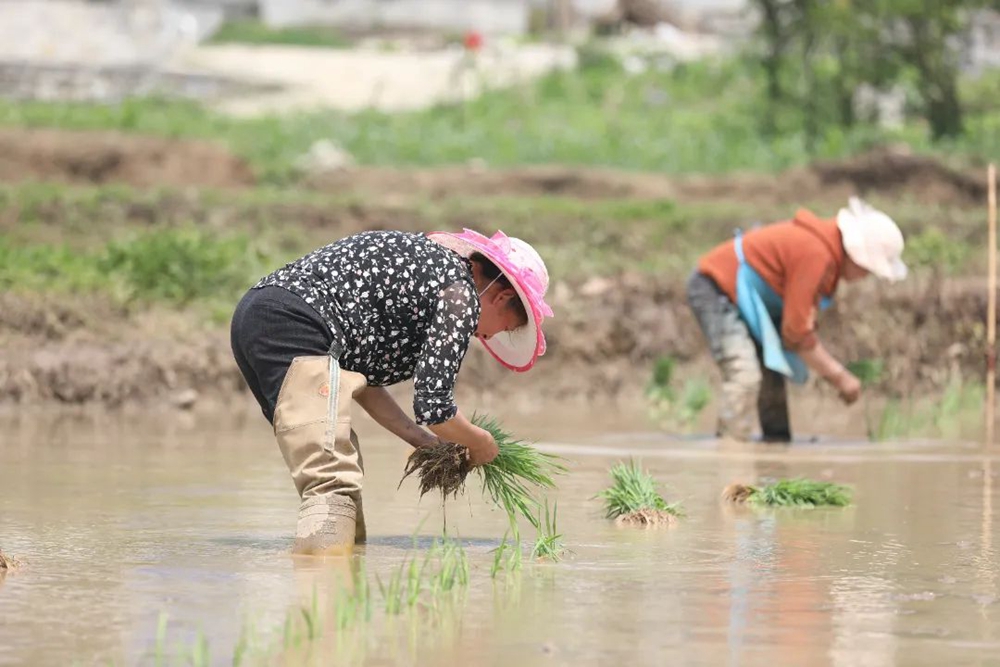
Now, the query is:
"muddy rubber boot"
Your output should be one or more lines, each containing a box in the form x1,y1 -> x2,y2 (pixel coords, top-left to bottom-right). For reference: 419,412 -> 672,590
354,496 -> 367,544
758,366 -> 792,443
272,355 -> 368,555
293,495 -> 357,556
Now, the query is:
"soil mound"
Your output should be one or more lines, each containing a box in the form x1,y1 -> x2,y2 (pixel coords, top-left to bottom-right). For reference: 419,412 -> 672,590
0,128 -> 255,188
311,147 -> 987,207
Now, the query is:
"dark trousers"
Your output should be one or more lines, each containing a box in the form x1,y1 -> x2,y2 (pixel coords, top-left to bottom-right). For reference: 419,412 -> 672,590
230,286 -> 336,424
686,272 -> 791,442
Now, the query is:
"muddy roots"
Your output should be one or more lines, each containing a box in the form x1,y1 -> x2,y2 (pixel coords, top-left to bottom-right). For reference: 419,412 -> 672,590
722,483 -> 756,504
400,441 -> 471,499
615,509 -> 679,527
0,550 -> 20,570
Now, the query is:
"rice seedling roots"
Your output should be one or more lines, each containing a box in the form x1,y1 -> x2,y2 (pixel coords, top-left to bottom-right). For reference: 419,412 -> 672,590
400,441 -> 471,499
615,509 -> 679,527
0,549 -> 21,570
721,483 -> 756,504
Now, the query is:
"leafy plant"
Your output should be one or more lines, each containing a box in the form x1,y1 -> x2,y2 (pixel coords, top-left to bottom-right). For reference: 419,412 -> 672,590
725,478 -> 852,507
596,460 -> 683,525
530,500 -> 564,561
473,414 -> 568,528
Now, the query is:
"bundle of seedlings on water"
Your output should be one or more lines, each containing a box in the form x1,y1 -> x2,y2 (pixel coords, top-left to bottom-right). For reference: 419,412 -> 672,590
596,460 -> 683,526
722,478 -> 852,507
401,413 -> 567,527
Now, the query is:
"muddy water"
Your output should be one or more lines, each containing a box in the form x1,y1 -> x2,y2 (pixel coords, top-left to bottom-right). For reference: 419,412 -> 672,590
1,407 -> 998,666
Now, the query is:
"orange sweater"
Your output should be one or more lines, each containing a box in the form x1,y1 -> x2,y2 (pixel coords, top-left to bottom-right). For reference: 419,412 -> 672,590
696,209 -> 844,352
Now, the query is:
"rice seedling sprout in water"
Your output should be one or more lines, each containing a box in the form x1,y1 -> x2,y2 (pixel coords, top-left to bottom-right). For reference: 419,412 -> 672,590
596,460 -> 683,526
723,478 -> 852,507
530,500 -> 564,561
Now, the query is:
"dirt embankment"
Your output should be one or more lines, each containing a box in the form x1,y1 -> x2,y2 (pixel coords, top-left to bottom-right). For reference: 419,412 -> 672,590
0,128 -> 992,408
0,275 -> 987,409
0,128 -> 255,189
0,128 -> 990,207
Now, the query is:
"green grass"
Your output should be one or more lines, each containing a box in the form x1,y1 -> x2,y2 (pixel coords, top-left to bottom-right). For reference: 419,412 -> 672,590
3,51 -> 997,183
596,460 -> 683,519
208,20 -> 350,49
0,228 -> 270,308
472,413 -> 568,528
646,356 -> 712,431
745,479 -> 853,508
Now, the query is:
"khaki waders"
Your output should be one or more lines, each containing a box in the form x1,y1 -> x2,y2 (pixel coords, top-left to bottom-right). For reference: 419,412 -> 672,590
272,355 -> 368,555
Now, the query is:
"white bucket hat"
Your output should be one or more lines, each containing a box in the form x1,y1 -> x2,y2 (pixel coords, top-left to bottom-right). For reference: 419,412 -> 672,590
836,197 -> 908,282
427,229 -> 553,372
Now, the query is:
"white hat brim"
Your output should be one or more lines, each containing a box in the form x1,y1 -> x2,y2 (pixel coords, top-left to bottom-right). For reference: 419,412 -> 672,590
427,233 -> 542,371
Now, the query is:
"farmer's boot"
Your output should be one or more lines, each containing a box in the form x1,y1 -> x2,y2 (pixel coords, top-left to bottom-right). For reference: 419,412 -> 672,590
758,366 -> 791,443
272,355 -> 368,555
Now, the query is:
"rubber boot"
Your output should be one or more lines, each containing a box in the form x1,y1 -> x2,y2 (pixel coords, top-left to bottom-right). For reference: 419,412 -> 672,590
272,355 -> 368,555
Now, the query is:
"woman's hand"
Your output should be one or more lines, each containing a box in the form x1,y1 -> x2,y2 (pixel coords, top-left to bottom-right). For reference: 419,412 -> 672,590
427,411 -> 499,467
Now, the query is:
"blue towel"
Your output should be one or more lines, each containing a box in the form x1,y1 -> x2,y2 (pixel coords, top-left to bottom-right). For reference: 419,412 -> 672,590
733,234 -> 831,385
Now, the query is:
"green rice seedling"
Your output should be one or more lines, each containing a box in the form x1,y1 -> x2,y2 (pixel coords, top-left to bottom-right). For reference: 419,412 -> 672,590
596,460 -> 683,526
189,630 -> 209,667
490,518 -> 524,579
473,413 -> 568,528
378,554 -> 427,616
490,531 -> 512,579
723,478 -> 852,507
402,414 -> 566,528
530,500 -> 564,561
847,359 -> 885,440
678,378 -> 711,427
154,612 -> 168,667
333,565 -> 371,630
300,588 -> 320,641
428,537 -> 469,594
405,555 -> 427,610
647,356 -> 676,403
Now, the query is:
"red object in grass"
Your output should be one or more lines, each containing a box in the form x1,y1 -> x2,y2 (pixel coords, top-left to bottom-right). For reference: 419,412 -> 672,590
463,30 -> 484,52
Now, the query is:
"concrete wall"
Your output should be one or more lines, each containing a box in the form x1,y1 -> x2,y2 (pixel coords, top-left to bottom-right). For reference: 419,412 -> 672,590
260,0 -> 531,34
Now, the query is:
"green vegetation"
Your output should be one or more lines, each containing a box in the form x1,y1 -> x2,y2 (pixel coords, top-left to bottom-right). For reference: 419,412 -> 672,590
848,359 -> 886,441
646,356 -> 712,431
490,525 -> 523,578
0,228 -> 269,309
725,478 -> 853,507
750,0 -> 991,142
530,500 -> 564,561
473,413 -> 568,528
2,48 -> 997,183
596,460 -> 683,524
208,20 -> 350,49
870,380 -> 985,442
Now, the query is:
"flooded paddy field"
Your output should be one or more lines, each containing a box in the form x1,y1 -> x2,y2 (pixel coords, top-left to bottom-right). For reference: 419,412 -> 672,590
1,407 -> 998,666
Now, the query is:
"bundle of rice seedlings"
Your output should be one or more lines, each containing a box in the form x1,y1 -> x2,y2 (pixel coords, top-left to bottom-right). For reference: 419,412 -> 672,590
400,413 -> 566,527
596,460 -> 683,527
401,441 -> 470,499
474,414 -> 567,527
722,478 -> 852,507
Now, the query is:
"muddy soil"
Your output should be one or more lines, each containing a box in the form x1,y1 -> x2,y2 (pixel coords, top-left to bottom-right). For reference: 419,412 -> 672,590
0,128 -> 988,207
0,274 -> 987,409
0,128 -> 255,188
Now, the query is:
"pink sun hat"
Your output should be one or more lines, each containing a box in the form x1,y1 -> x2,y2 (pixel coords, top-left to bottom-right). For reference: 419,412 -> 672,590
427,229 -> 553,372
